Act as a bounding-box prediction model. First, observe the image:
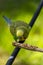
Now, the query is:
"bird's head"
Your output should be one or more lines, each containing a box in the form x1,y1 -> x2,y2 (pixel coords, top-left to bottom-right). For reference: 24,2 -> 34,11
16,29 -> 24,42
16,29 -> 24,37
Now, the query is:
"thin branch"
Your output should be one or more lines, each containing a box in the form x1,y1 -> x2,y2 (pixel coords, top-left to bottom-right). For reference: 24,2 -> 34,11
12,42 -> 43,52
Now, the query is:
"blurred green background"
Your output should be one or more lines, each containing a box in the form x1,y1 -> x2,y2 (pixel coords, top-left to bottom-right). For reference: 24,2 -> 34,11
0,0 -> 43,65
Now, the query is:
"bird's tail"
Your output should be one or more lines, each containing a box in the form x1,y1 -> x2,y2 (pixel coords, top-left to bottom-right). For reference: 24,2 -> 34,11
3,16 -> 12,25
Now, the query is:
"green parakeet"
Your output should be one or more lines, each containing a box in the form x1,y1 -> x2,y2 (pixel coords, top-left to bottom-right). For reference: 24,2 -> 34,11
4,16 -> 31,42
10,20 -> 31,42
3,16 -> 31,42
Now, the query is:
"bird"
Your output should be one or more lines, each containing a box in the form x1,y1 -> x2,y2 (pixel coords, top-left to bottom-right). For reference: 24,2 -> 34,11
10,20 -> 31,43
3,16 -> 31,43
